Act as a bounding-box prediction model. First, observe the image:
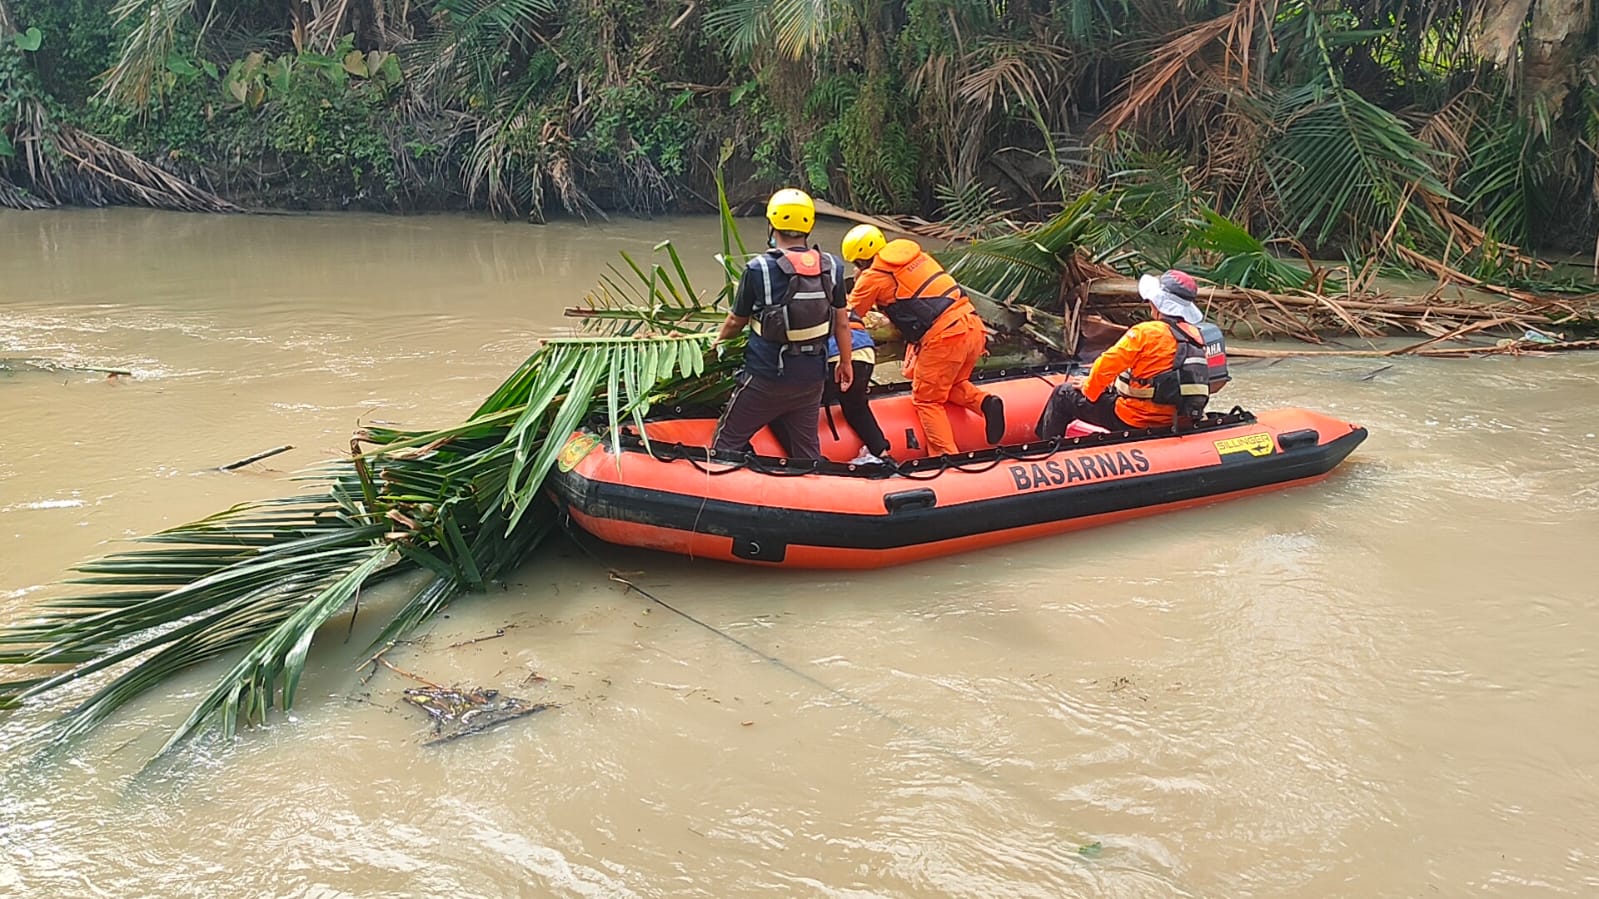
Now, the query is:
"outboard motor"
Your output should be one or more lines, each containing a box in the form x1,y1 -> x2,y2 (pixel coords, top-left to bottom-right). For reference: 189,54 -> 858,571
1199,321 -> 1229,393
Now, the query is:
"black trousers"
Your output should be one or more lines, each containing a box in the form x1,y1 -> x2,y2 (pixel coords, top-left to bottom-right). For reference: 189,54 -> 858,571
824,360 -> 890,456
713,370 -> 826,460
1033,385 -> 1128,438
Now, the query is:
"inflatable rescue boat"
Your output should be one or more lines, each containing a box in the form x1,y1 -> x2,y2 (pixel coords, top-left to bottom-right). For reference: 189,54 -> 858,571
547,366 -> 1366,569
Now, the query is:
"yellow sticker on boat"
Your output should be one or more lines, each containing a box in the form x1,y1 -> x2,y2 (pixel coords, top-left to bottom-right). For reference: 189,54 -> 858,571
556,433 -> 602,472
1213,432 -> 1274,457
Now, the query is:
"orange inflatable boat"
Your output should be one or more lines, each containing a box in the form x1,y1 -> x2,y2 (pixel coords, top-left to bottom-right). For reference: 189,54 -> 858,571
547,366 -> 1366,569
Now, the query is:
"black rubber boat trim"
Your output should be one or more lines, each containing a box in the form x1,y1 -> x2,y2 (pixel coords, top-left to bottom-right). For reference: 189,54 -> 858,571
549,428 -> 1368,555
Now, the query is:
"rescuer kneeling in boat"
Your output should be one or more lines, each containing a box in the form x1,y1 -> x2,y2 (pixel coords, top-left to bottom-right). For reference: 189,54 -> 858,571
840,225 -> 1004,457
1034,269 -> 1227,436
711,188 -> 854,462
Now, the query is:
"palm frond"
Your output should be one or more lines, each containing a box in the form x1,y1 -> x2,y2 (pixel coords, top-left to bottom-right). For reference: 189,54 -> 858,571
1182,207 -> 1312,292
1093,2 -> 1252,137
0,490 -> 399,748
1094,140 -> 1212,270
577,167 -> 747,335
703,0 -> 766,59
579,242 -> 728,335
99,0 -> 203,106
943,191 -> 1113,300
1264,81 -> 1451,248
705,0 -> 843,60
770,0 -> 836,59
1458,112 -> 1550,247
932,178 -> 1015,240
405,0 -> 559,101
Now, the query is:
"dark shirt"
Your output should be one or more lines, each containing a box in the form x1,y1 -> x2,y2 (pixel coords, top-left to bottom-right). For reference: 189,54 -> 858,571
733,246 -> 847,382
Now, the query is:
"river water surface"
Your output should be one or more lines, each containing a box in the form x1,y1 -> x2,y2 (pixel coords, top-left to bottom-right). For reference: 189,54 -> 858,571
2,209 -> 1598,898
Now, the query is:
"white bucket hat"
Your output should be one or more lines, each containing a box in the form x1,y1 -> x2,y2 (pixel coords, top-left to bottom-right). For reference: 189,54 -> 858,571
1138,270 -> 1203,324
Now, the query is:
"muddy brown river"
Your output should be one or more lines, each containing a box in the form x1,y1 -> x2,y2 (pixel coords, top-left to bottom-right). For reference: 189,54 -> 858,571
3,208 -> 1598,897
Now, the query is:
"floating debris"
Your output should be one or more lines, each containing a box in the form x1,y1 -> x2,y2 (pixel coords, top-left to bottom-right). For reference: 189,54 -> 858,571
402,685 -> 555,746
1,357 -> 133,378
218,445 -> 294,471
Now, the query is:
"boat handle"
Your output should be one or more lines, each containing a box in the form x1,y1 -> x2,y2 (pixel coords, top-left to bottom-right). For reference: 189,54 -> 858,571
883,488 -> 937,514
1277,429 -> 1320,450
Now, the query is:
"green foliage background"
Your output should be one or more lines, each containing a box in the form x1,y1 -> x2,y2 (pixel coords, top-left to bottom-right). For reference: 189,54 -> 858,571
1,0 -> 1598,268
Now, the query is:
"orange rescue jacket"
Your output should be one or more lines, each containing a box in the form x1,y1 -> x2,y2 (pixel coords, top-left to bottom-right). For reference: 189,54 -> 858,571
847,239 -> 971,344
1081,320 -> 1191,429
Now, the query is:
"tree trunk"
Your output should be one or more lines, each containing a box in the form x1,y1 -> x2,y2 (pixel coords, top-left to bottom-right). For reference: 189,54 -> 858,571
1525,0 -> 1594,115
1475,0 -> 1594,117
1477,0 -> 1537,67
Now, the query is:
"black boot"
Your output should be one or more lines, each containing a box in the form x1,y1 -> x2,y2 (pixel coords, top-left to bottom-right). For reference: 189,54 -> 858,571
982,395 -> 1006,445
1033,385 -> 1073,439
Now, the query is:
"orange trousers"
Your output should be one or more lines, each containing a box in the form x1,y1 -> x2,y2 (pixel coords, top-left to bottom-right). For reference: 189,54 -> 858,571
910,311 -> 990,456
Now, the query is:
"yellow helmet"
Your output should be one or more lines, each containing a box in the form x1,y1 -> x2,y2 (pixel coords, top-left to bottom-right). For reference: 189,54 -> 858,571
841,224 -> 886,263
766,188 -> 816,233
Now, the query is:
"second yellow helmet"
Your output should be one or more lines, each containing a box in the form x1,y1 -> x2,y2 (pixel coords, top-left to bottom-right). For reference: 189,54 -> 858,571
766,188 -> 816,233
841,224 -> 886,263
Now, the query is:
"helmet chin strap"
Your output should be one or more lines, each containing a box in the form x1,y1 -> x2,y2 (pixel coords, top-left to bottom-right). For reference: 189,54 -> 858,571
767,226 -> 777,249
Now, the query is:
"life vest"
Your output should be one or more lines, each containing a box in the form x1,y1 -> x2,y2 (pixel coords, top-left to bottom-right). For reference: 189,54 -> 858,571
749,248 -> 834,359
870,242 -> 965,343
1114,320 -> 1229,417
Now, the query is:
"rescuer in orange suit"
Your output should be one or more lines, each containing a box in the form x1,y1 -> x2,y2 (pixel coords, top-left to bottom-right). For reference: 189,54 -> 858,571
1033,268 -> 1215,435
840,225 -> 1004,456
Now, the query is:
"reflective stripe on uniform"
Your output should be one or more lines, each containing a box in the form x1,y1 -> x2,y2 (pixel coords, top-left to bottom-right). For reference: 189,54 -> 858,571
1114,370 -> 1155,398
784,289 -> 832,341
1112,327 -> 1213,401
752,292 -> 832,341
785,323 -> 833,342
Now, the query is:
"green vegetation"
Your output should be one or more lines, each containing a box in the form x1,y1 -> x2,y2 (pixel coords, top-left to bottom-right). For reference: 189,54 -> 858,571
2,0 -> 1598,278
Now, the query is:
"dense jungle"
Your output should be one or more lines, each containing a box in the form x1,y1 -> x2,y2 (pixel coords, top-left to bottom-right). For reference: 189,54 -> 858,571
2,0 -> 1598,288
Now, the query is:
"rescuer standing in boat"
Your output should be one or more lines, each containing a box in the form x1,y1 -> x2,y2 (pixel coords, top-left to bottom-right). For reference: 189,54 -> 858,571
1034,269 -> 1227,435
711,188 -> 854,461
839,225 -> 1005,456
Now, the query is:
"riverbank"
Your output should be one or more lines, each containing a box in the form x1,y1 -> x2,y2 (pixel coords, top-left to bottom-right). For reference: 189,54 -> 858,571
5,0 -> 1599,282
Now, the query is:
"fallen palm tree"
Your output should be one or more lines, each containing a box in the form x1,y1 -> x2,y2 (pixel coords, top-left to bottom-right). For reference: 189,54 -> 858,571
1226,338 -> 1599,360
632,191 -> 1599,362
0,199 -> 755,766
2,183 -> 1592,768
924,192 -> 1599,357
0,331 -> 733,761
1057,278 -> 1598,345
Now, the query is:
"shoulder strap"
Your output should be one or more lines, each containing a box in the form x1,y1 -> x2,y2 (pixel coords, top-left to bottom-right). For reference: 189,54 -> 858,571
1163,319 -> 1203,347
779,247 -> 822,276
770,247 -> 796,276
